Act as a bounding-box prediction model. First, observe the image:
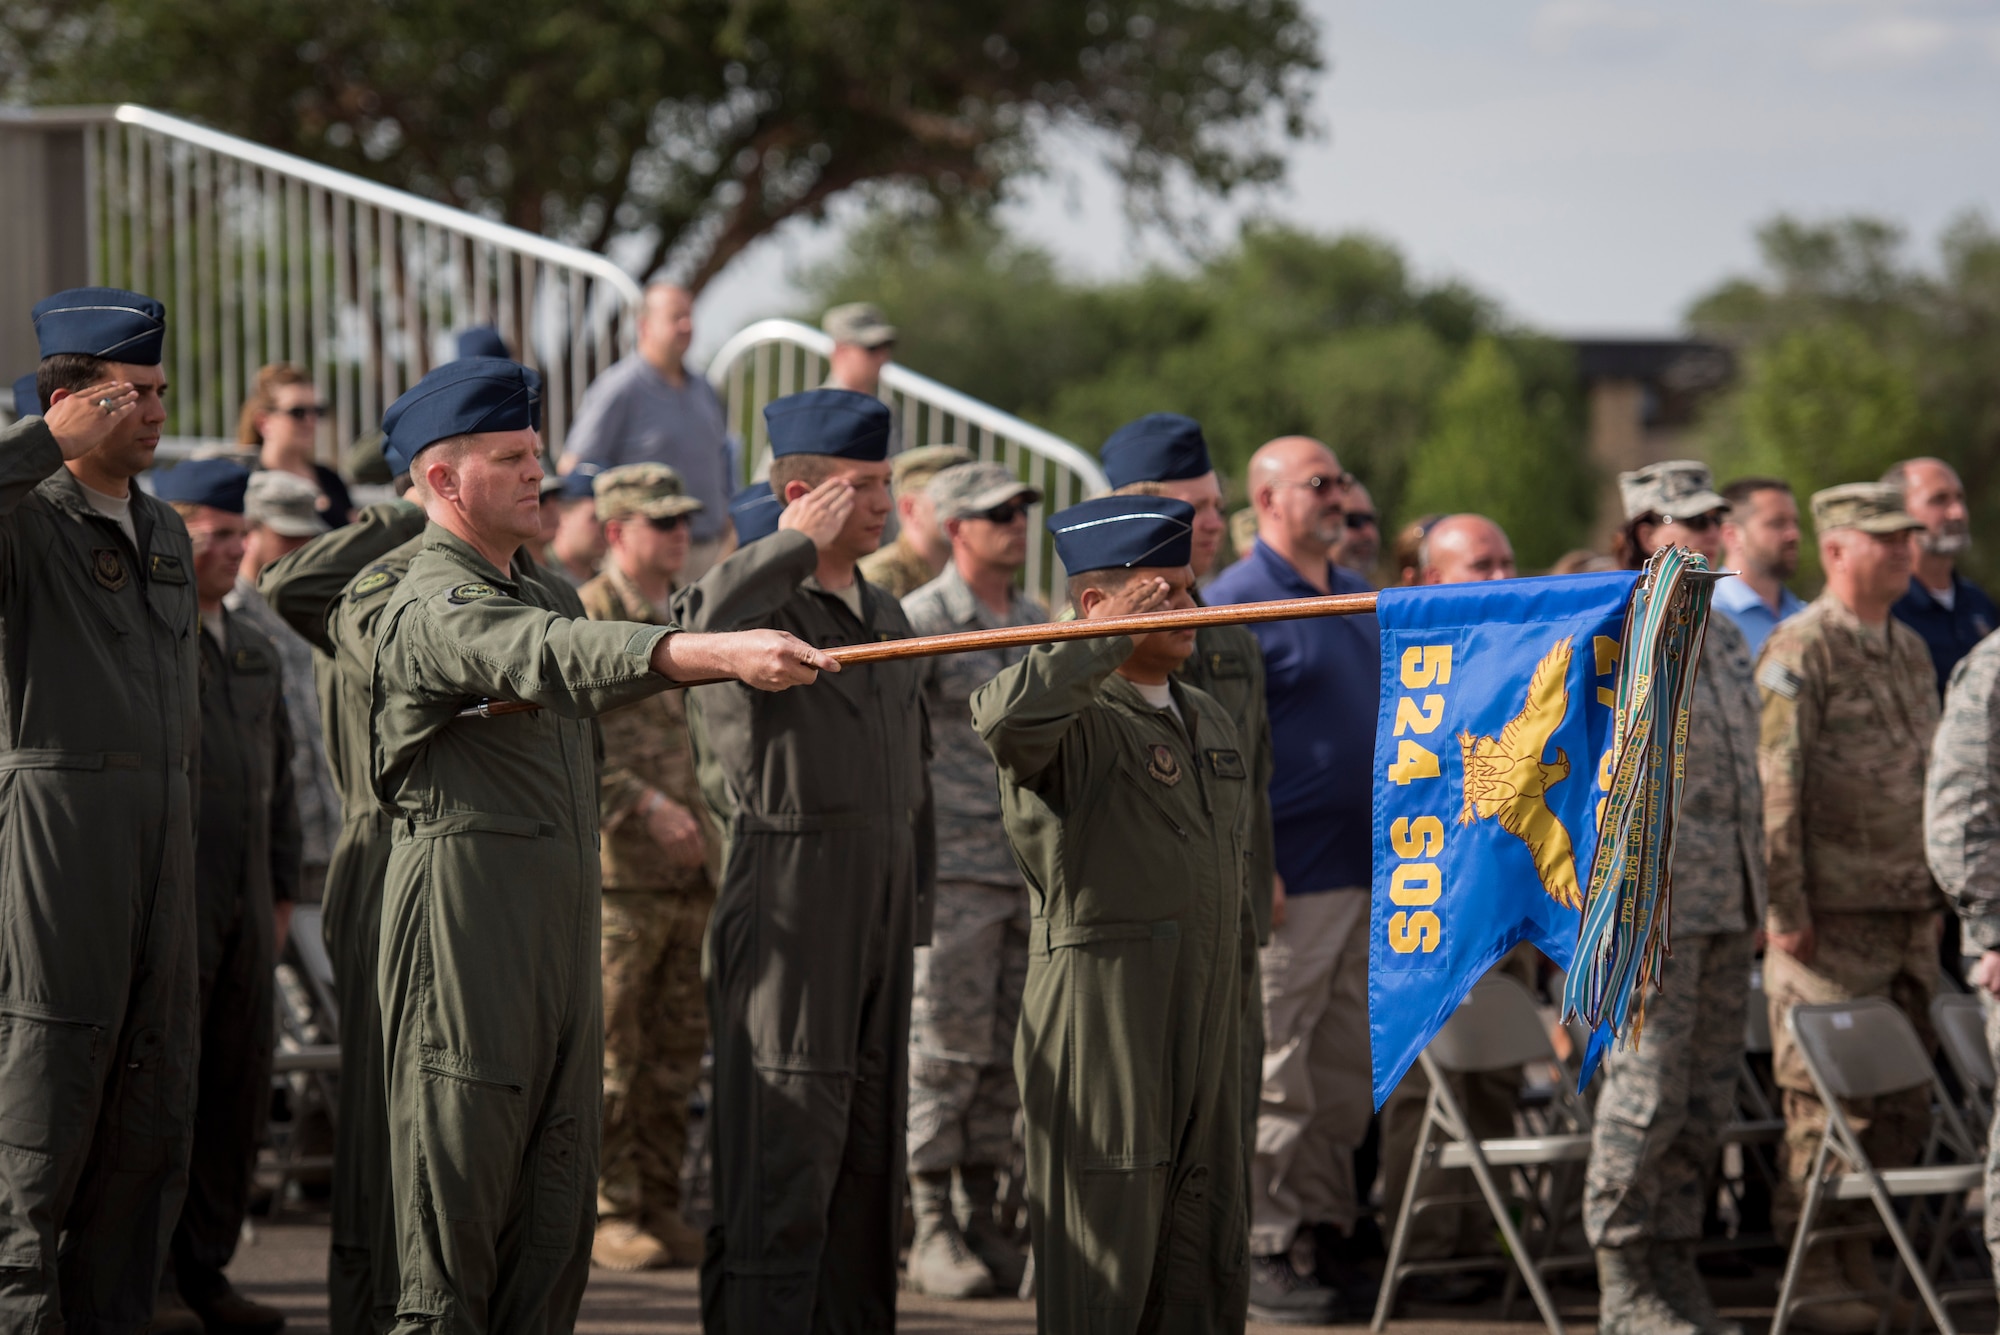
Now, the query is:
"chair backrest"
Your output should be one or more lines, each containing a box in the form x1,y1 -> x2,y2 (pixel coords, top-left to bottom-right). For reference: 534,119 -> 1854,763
1744,964 -> 1773,1054
1428,974 -> 1557,1074
286,905 -> 339,1038
1930,992 -> 1994,1096
1787,998 -> 1935,1101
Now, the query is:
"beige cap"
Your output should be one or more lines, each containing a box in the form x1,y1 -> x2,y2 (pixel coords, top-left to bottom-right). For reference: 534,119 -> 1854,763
1617,459 -> 1728,522
245,470 -> 330,537
822,302 -> 898,349
1810,481 -> 1925,535
890,444 -> 973,492
930,462 -> 1040,521
594,462 -> 706,523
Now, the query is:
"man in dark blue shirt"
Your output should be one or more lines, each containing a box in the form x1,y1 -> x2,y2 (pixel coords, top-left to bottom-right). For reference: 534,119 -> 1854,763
1886,457 -> 1996,696
1207,435 -> 1380,1322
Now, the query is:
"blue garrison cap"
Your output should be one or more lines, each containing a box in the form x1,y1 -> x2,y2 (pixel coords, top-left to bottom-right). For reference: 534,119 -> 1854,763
13,375 -> 38,419
152,459 -> 250,514
764,388 -> 891,461
729,481 -> 783,544
32,287 -> 167,364
454,325 -> 513,362
381,357 -> 542,476
1100,413 -> 1211,489
556,469 -> 596,502
1048,495 -> 1195,574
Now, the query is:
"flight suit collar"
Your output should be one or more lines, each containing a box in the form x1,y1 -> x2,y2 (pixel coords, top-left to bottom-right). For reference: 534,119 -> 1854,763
1101,668 -> 1201,740
421,522 -> 522,593
39,463 -> 158,563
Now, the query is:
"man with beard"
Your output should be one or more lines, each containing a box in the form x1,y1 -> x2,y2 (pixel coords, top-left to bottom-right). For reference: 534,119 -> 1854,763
1885,458 -> 1996,696
1715,477 -> 1805,657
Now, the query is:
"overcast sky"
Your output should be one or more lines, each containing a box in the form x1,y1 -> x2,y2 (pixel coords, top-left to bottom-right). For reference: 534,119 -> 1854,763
692,0 -> 2000,359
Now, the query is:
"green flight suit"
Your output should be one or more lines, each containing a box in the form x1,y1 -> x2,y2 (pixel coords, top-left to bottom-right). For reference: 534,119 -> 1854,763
174,612 -> 302,1298
972,634 -> 1256,1335
370,523 -> 680,1333
0,418 -> 200,1333
675,531 -> 932,1333
262,498 -> 428,1335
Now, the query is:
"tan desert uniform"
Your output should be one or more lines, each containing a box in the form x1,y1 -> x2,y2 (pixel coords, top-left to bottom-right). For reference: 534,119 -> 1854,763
370,524 -> 683,1330
678,530 -> 931,1333
1760,485 -> 1940,1231
579,466 -> 719,1256
261,498 -> 428,1334
974,634 -> 1256,1334
0,416 -> 200,1333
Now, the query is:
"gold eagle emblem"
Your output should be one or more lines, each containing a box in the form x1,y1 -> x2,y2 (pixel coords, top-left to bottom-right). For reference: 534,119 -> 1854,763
1456,637 -> 1583,910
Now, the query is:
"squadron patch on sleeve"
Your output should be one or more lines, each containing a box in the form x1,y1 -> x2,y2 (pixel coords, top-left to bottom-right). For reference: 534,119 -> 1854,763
446,582 -> 498,605
351,569 -> 396,600
1757,660 -> 1801,701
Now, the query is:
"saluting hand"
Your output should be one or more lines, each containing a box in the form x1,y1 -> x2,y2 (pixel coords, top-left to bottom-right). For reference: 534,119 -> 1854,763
44,382 -> 140,460
778,478 -> 855,551
1091,575 -> 1173,621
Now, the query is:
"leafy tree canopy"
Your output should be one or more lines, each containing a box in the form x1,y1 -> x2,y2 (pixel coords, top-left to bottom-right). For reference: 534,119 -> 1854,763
1,0 -> 1322,289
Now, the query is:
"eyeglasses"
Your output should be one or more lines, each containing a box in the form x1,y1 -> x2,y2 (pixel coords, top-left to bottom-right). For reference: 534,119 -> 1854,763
1275,471 -> 1356,495
645,514 -> 689,533
1344,511 -> 1378,529
277,403 -> 327,421
970,500 -> 1030,525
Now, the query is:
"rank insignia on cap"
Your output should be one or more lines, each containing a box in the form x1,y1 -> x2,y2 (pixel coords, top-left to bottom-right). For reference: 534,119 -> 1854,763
1146,743 -> 1182,786
447,582 -> 498,605
93,548 -> 127,592
351,569 -> 396,599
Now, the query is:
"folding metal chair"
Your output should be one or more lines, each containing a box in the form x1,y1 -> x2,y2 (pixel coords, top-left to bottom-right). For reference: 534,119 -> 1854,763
1773,998 -> 1986,1335
1371,974 -> 1593,1335
266,905 -> 341,1218
1930,993 -> 1994,1156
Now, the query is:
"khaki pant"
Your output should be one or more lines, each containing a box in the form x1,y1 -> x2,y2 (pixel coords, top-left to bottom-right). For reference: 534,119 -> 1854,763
1251,888 -> 1373,1256
599,890 -> 711,1229
1766,910 -> 1938,1231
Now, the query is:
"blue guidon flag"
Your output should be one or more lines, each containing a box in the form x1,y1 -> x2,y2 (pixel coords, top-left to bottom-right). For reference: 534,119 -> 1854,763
1366,551 -> 1715,1107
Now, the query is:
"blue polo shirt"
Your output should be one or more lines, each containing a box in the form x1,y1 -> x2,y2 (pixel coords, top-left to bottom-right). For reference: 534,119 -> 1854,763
1712,574 -> 1805,659
1893,573 -> 1999,697
1207,539 -> 1379,896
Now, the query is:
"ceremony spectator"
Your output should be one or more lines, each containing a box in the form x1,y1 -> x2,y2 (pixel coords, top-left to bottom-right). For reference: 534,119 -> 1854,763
1716,476 -> 1805,657
1760,483 -> 1938,1330
901,462 -> 1045,1299
858,444 -> 971,598
1391,514 -> 1443,586
228,471 -> 339,907
237,362 -> 353,526
1885,457 -> 1997,695
1207,436 -> 1379,1324
1230,506 -> 1257,562
1418,513 -> 1516,583
1332,480 -> 1381,581
541,470 -> 605,588
823,302 -> 898,396
559,283 -> 734,579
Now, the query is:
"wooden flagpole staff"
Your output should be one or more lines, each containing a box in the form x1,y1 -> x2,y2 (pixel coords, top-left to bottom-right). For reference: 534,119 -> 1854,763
459,589 -> 1381,719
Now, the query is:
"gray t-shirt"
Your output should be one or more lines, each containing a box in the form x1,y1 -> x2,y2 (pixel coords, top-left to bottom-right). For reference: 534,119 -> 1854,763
560,354 -> 732,542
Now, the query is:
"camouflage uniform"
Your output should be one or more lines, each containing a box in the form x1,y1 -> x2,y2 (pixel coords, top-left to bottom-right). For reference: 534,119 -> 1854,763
1586,614 -> 1765,1247
579,561 -> 719,1241
858,534 -> 939,601
1922,631 -> 2000,1286
902,565 -> 1047,1175
1760,592 -> 1941,1226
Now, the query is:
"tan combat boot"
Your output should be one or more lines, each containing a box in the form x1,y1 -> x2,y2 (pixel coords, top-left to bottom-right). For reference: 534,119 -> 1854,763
906,1170 -> 994,1298
651,1210 -> 707,1268
1596,1246 -> 1700,1335
958,1166 -> 1027,1293
1789,1244 -> 1880,1333
592,1218 -> 671,1272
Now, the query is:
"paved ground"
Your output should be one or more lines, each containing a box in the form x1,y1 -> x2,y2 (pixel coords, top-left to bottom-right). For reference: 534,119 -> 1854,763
225,1208 -> 2000,1335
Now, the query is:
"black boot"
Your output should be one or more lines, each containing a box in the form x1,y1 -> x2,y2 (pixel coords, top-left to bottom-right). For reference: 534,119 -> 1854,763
1249,1253 -> 1344,1326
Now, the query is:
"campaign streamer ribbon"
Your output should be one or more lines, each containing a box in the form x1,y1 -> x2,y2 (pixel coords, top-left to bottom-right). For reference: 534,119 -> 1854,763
1563,546 -> 1717,1080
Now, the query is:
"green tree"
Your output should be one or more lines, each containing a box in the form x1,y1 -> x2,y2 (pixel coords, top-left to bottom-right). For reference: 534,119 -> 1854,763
1400,339 -> 1592,571
1,0 -> 1322,289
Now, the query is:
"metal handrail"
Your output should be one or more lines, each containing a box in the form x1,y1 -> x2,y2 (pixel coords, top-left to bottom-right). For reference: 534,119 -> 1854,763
6,103 -> 643,459
706,318 -> 1107,607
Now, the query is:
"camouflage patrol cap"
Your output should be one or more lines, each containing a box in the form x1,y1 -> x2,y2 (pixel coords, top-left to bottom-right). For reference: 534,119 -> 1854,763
1810,481 -> 1924,536
930,461 -> 1040,521
1617,459 -> 1728,522
890,444 -> 973,493
594,462 -> 706,523
822,302 -> 897,349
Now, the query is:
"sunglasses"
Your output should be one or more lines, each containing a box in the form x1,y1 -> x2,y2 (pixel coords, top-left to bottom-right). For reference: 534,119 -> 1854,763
1652,511 -> 1723,534
970,500 -> 1031,525
275,403 -> 327,421
1343,511 -> 1378,529
645,515 -> 689,533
